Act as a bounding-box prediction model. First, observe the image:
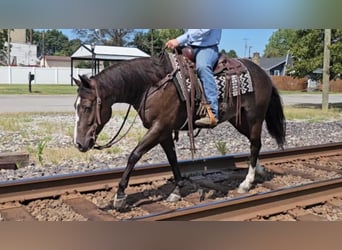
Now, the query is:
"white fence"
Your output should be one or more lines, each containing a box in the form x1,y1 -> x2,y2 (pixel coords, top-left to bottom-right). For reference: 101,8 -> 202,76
0,66 -> 92,84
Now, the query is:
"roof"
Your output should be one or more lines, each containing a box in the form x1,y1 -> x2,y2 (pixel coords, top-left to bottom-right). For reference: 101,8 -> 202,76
71,44 -> 150,61
259,57 -> 286,70
41,55 -> 71,62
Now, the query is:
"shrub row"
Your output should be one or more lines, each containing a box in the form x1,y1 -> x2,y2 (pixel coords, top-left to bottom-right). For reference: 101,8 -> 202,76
271,76 -> 342,92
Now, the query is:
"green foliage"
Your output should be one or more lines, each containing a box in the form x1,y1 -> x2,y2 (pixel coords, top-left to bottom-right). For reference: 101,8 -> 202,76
264,29 -> 342,79
73,29 -> 135,47
37,137 -> 50,166
221,49 -> 238,58
264,29 -> 297,57
290,29 -> 341,79
131,29 -> 184,55
32,29 -> 81,57
215,141 -> 228,155
0,29 -> 10,64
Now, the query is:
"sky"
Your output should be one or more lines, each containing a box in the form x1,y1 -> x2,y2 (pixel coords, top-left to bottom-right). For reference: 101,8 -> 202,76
60,29 -> 277,58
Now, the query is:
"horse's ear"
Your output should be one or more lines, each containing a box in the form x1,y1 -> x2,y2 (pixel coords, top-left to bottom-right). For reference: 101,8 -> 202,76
73,77 -> 81,87
78,74 -> 91,88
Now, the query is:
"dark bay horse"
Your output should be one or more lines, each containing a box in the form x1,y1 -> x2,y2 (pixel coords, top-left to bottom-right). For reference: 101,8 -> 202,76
73,52 -> 286,210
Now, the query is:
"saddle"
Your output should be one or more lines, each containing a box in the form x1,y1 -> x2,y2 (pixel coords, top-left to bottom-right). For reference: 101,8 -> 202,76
180,46 -> 245,76
173,46 -> 248,117
166,47 -> 251,158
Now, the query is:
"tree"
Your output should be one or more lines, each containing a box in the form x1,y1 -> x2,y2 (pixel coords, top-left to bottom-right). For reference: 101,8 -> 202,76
290,29 -> 341,79
131,29 -> 184,55
221,49 -> 238,58
0,29 -> 10,64
264,29 -> 297,57
264,29 -> 341,79
329,29 -> 342,79
31,29 -> 81,57
73,29 -> 135,46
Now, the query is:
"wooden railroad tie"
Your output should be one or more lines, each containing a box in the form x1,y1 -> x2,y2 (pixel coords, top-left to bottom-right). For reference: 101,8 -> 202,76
0,152 -> 29,170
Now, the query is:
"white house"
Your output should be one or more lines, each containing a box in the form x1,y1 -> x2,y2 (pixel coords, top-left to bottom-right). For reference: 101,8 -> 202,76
7,42 -> 39,66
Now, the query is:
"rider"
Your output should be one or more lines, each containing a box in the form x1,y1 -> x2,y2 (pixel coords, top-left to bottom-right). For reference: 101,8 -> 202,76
165,29 -> 222,127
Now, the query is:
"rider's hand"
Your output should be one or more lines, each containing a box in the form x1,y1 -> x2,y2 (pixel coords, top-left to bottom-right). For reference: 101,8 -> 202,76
165,39 -> 179,49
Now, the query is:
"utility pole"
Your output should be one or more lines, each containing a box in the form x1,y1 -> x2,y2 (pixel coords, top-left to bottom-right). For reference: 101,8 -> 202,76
322,29 -> 331,112
42,31 -> 45,67
243,38 -> 248,58
7,29 -> 10,65
150,29 -> 154,56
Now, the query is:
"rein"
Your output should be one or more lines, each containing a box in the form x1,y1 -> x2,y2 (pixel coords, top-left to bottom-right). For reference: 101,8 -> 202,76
93,104 -> 135,150
92,82 -> 137,150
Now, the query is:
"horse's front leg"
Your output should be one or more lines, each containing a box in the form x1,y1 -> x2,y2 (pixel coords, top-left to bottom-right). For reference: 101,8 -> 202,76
159,135 -> 183,202
113,151 -> 139,209
113,128 -> 161,210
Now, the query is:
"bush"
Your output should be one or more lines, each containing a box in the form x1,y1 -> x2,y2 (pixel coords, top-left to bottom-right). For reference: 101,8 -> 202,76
272,76 -> 307,91
329,79 -> 342,92
271,76 -> 342,92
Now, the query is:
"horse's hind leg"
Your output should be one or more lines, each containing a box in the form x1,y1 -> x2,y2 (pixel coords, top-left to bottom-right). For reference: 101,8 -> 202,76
230,113 -> 265,193
160,135 -> 183,202
237,120 -> 264,193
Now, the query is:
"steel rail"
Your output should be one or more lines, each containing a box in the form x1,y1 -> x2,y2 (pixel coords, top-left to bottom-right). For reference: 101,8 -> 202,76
133,177 -> 342,221
0,142 -> 340,204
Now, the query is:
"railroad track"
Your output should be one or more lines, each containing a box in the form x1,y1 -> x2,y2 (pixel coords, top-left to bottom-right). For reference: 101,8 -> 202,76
0,142 -> 341,221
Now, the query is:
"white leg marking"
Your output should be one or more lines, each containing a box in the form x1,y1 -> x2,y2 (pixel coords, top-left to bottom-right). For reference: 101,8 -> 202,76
238,163 -> 256,193
74,97 -> 81,145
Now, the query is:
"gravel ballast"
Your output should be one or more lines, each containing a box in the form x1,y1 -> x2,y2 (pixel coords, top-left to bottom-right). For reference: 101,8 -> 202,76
0,113 -> 341,182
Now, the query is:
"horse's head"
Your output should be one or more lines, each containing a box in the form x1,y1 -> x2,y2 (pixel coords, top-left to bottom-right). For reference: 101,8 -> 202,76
73,75 -> 112,152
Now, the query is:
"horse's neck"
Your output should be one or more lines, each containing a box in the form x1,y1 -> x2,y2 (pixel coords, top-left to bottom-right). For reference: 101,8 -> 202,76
102,57 -> 166,107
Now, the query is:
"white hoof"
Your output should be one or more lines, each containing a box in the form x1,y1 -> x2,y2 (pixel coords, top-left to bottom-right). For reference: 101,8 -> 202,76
113,194 -> 127,209
237,182 -> 250,194
166,193 -> 181,202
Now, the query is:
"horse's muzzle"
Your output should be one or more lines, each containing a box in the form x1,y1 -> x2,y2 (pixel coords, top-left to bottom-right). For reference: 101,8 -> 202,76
75,142 -> 89,152
75,138 -> 95,152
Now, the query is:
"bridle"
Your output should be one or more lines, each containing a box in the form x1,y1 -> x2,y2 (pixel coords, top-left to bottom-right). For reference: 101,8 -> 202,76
92,83 -> 135,150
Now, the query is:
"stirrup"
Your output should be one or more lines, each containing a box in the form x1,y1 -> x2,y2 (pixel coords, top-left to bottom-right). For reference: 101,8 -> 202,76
205,105 -> 217,127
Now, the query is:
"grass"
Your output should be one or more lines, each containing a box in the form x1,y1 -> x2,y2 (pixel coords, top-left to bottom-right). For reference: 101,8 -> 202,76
0,84 -> 77,95
284,106 -> 342,122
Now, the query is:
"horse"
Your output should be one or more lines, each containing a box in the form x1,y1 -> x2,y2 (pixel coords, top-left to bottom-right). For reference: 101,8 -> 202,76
73,51 -> 286,210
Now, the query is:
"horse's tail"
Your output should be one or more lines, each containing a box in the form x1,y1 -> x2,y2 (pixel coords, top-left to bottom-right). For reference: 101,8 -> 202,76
265,85 -> 286,149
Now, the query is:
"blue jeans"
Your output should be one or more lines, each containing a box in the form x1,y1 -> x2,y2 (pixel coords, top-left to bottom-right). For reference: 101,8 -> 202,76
193,45 -> 219,118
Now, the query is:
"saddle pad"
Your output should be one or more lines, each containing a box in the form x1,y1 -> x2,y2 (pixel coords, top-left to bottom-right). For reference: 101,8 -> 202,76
167,53 -> 254,102
216,71 -> 254,100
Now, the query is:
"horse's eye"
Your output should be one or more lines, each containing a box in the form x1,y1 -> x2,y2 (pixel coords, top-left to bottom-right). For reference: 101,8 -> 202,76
84,106 -> 92,113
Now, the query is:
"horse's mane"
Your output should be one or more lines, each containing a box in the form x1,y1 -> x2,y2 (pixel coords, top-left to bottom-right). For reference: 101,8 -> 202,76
92,53 -> 172,90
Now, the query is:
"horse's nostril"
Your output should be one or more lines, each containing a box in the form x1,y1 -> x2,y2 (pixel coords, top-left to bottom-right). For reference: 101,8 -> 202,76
76,143 -> 82,149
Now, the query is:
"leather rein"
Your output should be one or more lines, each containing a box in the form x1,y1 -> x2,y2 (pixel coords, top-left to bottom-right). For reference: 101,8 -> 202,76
92,83 -> 135,150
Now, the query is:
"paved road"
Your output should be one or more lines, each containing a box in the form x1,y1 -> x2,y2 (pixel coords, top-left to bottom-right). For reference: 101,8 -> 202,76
0,93 -> 341,113
0,95 -> 129,113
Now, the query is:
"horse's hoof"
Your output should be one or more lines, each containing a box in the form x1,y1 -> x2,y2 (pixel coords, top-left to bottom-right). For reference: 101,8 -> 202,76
166,193 -> 181,202
113,194 -> 127,210
237,183 -> 249,194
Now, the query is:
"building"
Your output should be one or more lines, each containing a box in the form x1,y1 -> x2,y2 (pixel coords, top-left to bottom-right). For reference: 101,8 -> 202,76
252,52 -> 293,76
40,55 -> 74,68
9,42 -> 39,66
5,29 -> 39,66
70,44 -> 150,84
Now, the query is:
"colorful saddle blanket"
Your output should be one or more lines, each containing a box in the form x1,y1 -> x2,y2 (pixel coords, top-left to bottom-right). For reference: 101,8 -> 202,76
167,52 -> 254,102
